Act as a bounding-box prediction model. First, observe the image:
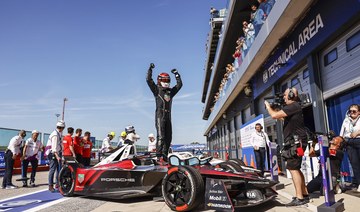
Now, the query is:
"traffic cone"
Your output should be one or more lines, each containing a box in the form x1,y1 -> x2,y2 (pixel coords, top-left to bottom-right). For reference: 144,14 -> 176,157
250,154 -> 255,168
243,154 -> 248,166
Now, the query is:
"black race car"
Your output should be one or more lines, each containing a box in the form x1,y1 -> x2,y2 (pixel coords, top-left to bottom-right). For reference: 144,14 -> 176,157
59,144 -> 277,211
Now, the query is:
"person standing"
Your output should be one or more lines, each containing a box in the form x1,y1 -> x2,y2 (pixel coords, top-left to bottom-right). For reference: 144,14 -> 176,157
21,130 -> 43,187
62,127 -> 76,161
47,120 -> 65,192
73,128 -> 83,164
124,126 -> 140,144
2,130 -> 26,189
146,63 -> 182,158
101,132 -> 115,153
339,104 -> 360,191
265,88 -> 309,206
148,133 -> 157,152
250,123 -> 270,176
82,131 -> 93,166
117,131 -> 127,147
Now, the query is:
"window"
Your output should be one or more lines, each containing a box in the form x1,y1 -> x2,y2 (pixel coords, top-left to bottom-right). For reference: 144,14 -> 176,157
281,83 -> 288,93
324,48 -> 337,66
303,69 -> 309,79
291,76 -> 299,87
346,30 -> 360,52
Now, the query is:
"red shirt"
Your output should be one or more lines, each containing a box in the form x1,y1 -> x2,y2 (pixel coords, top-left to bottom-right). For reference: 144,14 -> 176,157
82,139 -> 93,158
62,135 -> 73,156
73,136 -> 83,155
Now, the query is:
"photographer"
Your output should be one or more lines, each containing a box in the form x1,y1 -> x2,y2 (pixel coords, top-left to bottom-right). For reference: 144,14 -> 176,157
265,87 -> 309,206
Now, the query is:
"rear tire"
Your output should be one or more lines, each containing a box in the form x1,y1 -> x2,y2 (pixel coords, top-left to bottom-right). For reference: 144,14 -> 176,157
162,166 -> 204,211
59,165 -> 75,197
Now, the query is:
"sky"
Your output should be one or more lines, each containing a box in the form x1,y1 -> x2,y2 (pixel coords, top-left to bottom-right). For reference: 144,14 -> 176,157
0,0 -> 227,146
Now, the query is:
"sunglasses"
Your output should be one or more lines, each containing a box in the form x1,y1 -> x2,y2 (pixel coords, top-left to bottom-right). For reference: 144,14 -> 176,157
350,110 -> 359,114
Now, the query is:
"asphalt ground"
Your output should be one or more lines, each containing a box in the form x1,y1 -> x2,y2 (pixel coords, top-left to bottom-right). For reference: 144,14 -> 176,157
0,171 -> 359,212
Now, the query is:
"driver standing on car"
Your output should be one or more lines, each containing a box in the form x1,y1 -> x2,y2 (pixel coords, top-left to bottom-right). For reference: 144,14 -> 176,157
146,63 -> 182,159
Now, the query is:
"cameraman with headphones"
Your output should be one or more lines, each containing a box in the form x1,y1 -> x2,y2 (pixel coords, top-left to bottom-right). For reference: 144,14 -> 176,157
265,87 -> 309,206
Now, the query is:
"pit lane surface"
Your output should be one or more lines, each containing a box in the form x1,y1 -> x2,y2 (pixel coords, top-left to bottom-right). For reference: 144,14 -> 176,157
0,172 -> 317,212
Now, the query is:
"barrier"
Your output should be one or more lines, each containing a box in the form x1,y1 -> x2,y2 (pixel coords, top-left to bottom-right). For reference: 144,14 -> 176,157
317,135 -> 344,212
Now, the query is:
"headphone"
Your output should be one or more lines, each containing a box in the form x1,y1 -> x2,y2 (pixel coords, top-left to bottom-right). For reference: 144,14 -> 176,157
288,88 -> 295,100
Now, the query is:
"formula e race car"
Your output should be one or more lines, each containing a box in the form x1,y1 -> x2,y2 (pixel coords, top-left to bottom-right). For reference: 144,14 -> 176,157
59,144 -> 277,211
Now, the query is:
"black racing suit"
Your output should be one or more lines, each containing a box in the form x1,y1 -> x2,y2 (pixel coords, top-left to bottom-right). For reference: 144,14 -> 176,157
146,68 -> 182,157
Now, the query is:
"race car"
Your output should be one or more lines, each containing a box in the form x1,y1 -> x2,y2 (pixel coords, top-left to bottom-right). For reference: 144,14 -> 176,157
59,144 -> 278,211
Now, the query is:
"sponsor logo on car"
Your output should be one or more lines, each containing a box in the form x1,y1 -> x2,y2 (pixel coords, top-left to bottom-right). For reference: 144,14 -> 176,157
78,174 -> 85,184
100,178 -> 135,182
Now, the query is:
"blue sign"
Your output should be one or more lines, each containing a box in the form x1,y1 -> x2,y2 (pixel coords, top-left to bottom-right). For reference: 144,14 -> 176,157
269,143 -> 279,182
0,151 -> 4,177
253,0 -> 360,98
171,144 -> 206,152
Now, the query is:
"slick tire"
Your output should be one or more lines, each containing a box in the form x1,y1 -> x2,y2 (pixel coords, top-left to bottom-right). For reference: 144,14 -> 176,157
229,158 -> 246,166
59,165 -> 75,197
162,166 -> 204,211
216,161 -> 244,172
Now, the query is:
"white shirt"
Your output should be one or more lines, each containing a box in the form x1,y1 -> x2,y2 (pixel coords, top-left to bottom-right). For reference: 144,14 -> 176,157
250,130 -> 270,148
101,137 -> 111,153
148,139 -> 157,152
340,116 -> 360,138
49,129 -> 62,154
24,138 -> 43,157
7,135 -> 24,155
126,132 -> 140,142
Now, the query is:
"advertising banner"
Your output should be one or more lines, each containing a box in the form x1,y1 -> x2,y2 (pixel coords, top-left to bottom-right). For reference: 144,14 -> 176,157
205,178 -> 233,211
0,151 -> 5,176
240,115 -> 267,169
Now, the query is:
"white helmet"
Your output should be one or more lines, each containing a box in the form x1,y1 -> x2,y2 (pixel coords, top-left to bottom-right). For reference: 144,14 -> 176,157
125,125 -> 135,133
56,120 -> 65,128
148,133 -> 155,138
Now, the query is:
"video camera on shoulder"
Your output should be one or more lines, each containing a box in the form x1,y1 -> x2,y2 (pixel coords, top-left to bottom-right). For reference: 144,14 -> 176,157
264,93 -> 285,110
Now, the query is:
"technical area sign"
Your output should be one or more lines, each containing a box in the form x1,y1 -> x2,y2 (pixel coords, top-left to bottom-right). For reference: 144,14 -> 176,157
253,0 -> 360,98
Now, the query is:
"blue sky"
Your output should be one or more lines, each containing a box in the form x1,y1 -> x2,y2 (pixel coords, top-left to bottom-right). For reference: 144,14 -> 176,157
0,0 -> 226,146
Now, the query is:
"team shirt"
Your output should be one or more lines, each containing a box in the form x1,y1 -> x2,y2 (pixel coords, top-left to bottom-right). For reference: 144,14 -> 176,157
82,139 -> 93,158
101,137 -> 111,153
49,129 -> 62,154
24,138 -> 43,158
73,136 -> 83,155
250,131 -> 270,148
63,134 -> 74,156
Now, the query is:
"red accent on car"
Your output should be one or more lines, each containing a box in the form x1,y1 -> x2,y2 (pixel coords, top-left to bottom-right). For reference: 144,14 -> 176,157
167,167 -> 178,175
176,204 -> 188,211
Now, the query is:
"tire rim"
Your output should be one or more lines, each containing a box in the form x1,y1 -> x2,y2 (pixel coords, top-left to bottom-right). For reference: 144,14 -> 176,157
164,171 -> 192,205
60,167 -> 73,193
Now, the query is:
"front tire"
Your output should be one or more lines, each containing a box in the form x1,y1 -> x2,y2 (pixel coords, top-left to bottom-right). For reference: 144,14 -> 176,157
162,166 -> 204,211
59,165 -> 75,197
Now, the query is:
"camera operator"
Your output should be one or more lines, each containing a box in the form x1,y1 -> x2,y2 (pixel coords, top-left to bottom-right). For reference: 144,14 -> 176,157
265,87 -> 309,206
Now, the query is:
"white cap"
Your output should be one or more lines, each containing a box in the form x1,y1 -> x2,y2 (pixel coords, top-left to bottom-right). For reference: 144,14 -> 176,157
56,120 -> 65,128
148,133 -> 155,138
32,130 -> 40,134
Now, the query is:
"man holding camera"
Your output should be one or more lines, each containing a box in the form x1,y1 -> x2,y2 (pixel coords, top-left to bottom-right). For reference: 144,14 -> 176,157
146,63 -> 182,159
265,87 -> 309,206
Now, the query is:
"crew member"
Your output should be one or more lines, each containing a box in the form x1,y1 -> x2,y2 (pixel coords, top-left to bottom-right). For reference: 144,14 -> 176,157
250,123 -> 270,176
265,88 -> 309,206
47,120 -> 65,192
124,125 -> 140,144
63,127 -> 76,160
117,131 -> 127,147
82,131 -> 93,166
148,133 -> 157,152
2,130 -> 26,189
21,130 -> 44,187
73,128 -> 83,164
146,63 -> 182,158
101,132 -> 115,153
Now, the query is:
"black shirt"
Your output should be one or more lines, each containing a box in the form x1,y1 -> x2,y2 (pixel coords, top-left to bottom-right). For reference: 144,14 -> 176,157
315,149 -> 344,177
282,102 -> 307,141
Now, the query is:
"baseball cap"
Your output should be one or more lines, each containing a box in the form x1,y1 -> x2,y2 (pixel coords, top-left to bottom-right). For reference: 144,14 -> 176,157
56,120 -> 65,128
148,133 -> 155,138
32,130 -> 40,134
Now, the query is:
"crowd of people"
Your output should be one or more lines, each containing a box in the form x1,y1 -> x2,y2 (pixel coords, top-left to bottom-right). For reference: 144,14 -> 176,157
1,120 -> 158,192
211,1 -> 276,110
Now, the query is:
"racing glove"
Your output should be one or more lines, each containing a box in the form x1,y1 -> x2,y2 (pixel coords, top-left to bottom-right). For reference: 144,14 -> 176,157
171,69 -> 180,78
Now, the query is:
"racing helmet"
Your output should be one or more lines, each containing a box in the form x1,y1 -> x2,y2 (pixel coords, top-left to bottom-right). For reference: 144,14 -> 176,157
120,131 -> 127,137
125,125 -> 135,133
157,72 -> 170,88
108,131 -> 116,137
